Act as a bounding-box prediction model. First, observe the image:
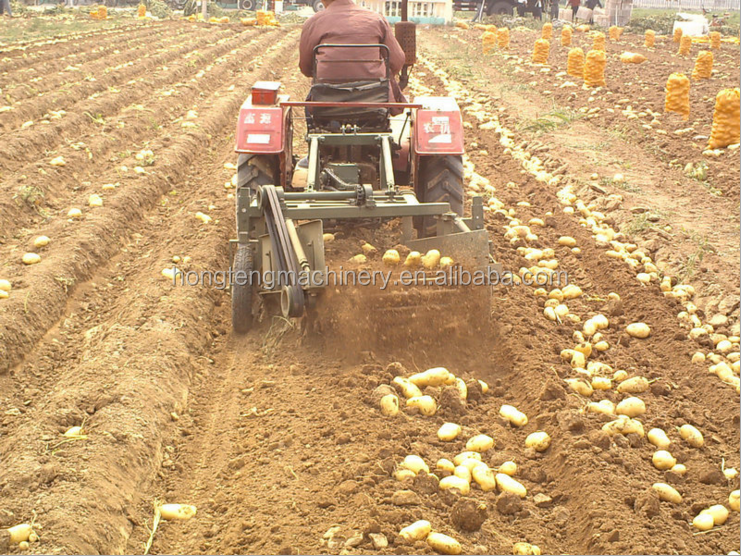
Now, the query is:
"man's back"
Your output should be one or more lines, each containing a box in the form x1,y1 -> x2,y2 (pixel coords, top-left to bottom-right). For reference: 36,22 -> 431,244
299,0 -> 405,82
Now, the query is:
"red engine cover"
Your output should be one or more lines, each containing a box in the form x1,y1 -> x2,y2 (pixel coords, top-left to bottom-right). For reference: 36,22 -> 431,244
235,106 -> 284,154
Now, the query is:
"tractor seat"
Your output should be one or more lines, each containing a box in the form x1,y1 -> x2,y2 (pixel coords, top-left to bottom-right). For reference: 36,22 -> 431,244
307,79 -> 391,131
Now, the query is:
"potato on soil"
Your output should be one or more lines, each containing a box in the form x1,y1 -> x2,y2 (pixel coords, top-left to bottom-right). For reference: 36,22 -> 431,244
652,450 -> 676,470
652,483 -> 682,504
380,394 -> 399,416
22,253 -> 41,265
702,504 -> 729,525
438,422 -> 462,441
410,367 -> 454,387
466,434 -> 494,452
427,532 -> 462,555
500,404 -> 528,426
422,249 -> 441,269
400,455 -> 429,474
399,520 -> 431,542
407,395 -> 437,416
159,503 -> 197,521
33,236 -> 50,248
393,376 -> 423,399
404,251 -> 422,268
471,465 -> 498,491
616,376 -> 649,394
498,461 -> 517,476
679,424 -> 704,447
616,397 -> 646,417
513,542 -> 542,555
648,428 -> 671,449
7,524 -> 33,544
626,322 -> 651,338
692,512 -> 714,531
382,249 -> 400,266
525,431 -> 551,452
730,490 -> 740,511
496,473 -> 527,498
439,475 -> 471,495
0,279 -> 11,292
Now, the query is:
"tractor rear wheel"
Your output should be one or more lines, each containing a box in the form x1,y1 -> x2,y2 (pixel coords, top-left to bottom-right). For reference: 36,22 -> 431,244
232,245 -> 253,334
232,154 -> 279,334
417,155 -> 465,238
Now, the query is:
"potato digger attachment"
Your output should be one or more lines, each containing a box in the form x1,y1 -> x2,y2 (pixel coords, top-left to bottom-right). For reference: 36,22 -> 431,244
229,29 -> 497,335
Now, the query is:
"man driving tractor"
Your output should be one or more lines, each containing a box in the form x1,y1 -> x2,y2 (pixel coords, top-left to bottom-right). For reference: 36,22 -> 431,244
298,0 -> 408,104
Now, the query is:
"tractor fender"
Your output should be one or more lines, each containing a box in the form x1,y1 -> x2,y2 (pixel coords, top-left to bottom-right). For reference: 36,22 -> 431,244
413,96 -> 465,156
235,97 -> 290,155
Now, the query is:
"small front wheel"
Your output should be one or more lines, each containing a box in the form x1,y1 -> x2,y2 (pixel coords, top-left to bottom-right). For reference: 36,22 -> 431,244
312,0 -> 324,11
232,245 -> 253,334
239,0 -> 256,10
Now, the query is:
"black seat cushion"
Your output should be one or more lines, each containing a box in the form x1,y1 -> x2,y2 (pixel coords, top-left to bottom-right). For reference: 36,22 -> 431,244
307,79 -> 389,130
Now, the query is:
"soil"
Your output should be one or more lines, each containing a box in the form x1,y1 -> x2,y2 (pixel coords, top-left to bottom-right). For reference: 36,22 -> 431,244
0,20 -> 738,556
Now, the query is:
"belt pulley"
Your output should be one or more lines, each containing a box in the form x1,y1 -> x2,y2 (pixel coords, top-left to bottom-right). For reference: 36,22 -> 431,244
258,185 -> 305,318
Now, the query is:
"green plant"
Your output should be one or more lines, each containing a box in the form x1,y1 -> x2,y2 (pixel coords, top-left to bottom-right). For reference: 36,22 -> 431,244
519,109 -> 580,134
13,185 -> 44,209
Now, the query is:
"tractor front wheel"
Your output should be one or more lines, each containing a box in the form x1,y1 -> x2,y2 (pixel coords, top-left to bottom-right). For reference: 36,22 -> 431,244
239,0 -> 255,10
417,155 -> 465,238
312,0 -> 324,11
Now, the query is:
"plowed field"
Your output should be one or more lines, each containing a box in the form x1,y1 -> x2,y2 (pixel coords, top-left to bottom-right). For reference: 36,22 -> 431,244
0,19 -> 738,556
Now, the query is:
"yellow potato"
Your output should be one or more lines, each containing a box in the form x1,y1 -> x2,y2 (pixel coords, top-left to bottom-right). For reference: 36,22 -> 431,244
513,542 -> 542,555
652,450 -> 676,470
679,424 -> 704,448
427,532 -> 462,555
393,377 -> 423,399
466,434 -> 495,453
400,455 -> 429,474
439,475 -> 470,495
159,503 -> 197,521
409,367 -> 453,387
436,459 -> 455,474
652,483 -> 682,504
399,520 -> 432,542
703,504 -> 729,525
729,490 -> 740,511
453,451 -> 481,466
498,461 -> 517,476
7,524 -> 33,544
626,322 -> 651,338
22,253 -> 41,265
382,249 -> 400,266
648,428 -> 671,450
404,251 -> 422,268
471,465 -> 498,491
437,422 -> 462,441
406,395 -> 437,416
422,249 -> 441,269
692,512 -> 714,531
500,404 -> 528,427
616,397 -> 646,417
525,431 -> 551,452
496,473 -> 527,498
380,394 -> 399,417
616,376 -> 649,394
